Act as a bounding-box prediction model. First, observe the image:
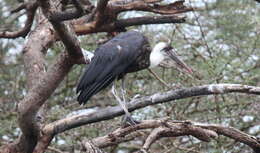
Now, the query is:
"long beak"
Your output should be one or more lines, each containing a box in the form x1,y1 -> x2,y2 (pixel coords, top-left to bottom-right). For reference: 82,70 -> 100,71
166,49 -> 193,74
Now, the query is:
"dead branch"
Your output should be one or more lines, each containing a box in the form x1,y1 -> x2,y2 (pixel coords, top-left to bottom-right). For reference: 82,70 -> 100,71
84,141 -> 107,153
95,0 -> 111,25
74,15 -> 186,35
33,135 -> 54,153
39,0 -> 84,58
196,123 -> 260,153
0,1 -> 38,38
41,84 -> 260,143
110,0 -> 193,14
82,119 -> 260,152
48,0 -> 93,22
113,15 -> 186,27
73,0 -> 191,35
91,120 -> 163,148
148,68 -> 171,88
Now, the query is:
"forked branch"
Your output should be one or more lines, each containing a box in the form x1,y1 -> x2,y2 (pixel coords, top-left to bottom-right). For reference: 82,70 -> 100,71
43,83 -> 260,137
0,1 -> 38,38
82,119 -> 260,152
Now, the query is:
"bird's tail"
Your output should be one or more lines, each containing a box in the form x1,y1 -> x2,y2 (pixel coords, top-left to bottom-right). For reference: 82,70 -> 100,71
77,75 -> 115,105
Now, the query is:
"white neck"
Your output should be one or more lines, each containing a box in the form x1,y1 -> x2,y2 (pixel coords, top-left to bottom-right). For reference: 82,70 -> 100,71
149,42 -> 167,68
82,48 -> 94,62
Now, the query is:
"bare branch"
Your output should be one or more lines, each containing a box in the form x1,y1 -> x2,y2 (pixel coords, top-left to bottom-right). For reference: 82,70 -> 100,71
82,119 -> 260,152
11,3 -> 27,13
91,120 -> 162,148
148,68 -> 171,88
114,15 -> 186,27
142,123 -> 218,151
33,135 -> 53,153
84,141 -> 107,153
48,0 -> 93,22
95,0 -> 110,25
72,0 -> 191,35
110,0 -> 193,14
18,52 -> 74,153
74,15 -> 186,35
43,83 -> 260,136
0,1 -> 38,38
39,0 -> 84,58
197,123 -> 260,152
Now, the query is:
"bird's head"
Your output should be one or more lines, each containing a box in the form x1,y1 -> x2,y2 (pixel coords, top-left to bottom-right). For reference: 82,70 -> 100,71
150,42 -> 193,74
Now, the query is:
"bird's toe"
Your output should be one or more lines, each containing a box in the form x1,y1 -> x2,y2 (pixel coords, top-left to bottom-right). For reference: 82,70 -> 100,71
121,115 -> 140,127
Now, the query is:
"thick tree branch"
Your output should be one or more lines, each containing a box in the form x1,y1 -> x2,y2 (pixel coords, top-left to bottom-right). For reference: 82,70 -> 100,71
74,15 -> 186,35
11,19 -> 55,153
73,0 -> 191,35
43,84 -> 260,135
39,0 -> 84,58
81,119 -> 260,152
114,15 -> 186,27
18,52 -> 74,153
95,0 -> 110,25
197,123 -> 260,153
111,0 -> 193,14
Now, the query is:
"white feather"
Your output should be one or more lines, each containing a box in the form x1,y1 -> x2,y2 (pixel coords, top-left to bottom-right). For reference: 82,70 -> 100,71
82,48 -> 94,62
149,42 -> 168,68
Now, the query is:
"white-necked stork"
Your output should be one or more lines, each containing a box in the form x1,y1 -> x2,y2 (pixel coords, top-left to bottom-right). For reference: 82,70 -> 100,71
76,31 -> 193,124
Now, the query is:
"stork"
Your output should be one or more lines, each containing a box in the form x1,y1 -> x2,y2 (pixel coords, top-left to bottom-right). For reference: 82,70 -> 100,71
76,31 -> 193,124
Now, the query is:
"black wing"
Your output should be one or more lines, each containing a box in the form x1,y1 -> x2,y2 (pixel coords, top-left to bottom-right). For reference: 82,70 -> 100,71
76,31 -> 148,104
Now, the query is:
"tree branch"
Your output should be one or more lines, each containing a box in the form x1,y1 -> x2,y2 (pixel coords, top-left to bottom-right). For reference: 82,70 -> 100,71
82,119 -> 260,152
197,123 -> 260,153
39,0 -> 84,58
48,0 -> 93,22
114,15 -> 186,27
43,84 -> 260,135
13,19 -> 55,153
111,0 -> 193,14
0,1 -> 38,38
95,0 -> 110,25
72,0 -> 191,35
74,15 -> 186,35
18,52 -> 74,153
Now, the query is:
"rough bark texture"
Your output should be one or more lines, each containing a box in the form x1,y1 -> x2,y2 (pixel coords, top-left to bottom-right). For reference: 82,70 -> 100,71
42,84 -> 260,134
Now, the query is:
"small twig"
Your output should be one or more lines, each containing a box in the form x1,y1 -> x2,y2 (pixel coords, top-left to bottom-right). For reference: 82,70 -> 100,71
0,1 -> 38,38
148,68 -> 171,89
11,3 -> 27,14
81,119 -> 260,152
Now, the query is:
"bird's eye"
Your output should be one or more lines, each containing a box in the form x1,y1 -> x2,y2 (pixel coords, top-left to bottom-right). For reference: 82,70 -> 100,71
162,46 -> 173,52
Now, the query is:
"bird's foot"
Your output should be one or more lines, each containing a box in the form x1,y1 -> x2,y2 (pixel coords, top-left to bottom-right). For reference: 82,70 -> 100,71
121,114 -> 140,127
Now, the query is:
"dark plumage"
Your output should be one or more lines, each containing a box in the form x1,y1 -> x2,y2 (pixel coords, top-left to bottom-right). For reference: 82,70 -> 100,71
76,31 -> 151,104
76,31 -> 193,106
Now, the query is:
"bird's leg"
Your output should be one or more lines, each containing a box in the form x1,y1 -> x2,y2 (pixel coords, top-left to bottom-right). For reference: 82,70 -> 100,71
111,81 -> 138,126
120,77 -> 139,126
112,82 -> 129,115
120,77 -> 127,104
